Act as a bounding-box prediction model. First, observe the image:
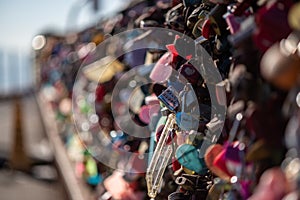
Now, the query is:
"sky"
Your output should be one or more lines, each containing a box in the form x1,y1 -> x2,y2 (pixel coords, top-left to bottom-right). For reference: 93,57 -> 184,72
0,0 -> 127,94
0,0 -> 127,52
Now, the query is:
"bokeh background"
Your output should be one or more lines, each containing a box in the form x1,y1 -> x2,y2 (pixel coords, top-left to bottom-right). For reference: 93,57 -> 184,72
0,0 -> 127,94
0,1 -> 127,199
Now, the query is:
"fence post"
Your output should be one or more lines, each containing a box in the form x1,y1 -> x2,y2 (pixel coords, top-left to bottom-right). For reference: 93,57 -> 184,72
9,96 -> 31,171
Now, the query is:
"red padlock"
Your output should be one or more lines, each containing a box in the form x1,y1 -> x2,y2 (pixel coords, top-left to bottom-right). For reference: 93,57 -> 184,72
202,19 -> 214,39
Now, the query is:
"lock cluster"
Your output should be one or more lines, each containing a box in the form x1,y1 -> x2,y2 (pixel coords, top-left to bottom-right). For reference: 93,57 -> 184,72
35,0 -> 300,199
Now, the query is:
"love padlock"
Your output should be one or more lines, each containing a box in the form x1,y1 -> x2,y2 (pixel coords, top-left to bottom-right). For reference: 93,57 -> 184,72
175,144 -> 207,174
205,144 -> 231,181
150,51 -> 174,83
178,63 -> 202,85
231,0 -> 256,16
192,9 -> 211,38
260,32 -> 300,90
187,3 -> 214,33
208,4 -> 229,36
202,19 -> 214,39
253,0 -> 293,52
158,86 -> 180,112
165,3 -> 185,32
224,4 -> 247,34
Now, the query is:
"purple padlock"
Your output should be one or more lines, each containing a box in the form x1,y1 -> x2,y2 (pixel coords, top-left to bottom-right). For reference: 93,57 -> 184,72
224,13 -> 244,34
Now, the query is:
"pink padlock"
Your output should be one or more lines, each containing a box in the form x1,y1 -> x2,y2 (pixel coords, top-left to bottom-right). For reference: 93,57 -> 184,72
150,52 -> 173,83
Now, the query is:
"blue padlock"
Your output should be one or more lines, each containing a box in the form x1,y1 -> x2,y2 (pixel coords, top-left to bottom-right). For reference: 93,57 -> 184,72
176,112 -> 199,131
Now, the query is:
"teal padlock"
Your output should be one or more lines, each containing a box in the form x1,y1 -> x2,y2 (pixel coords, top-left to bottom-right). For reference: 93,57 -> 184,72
175,144 -> 207,174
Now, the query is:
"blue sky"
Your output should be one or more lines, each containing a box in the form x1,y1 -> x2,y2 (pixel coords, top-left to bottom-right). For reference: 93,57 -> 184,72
0,0 -> 127,94
0,0 -> 127,52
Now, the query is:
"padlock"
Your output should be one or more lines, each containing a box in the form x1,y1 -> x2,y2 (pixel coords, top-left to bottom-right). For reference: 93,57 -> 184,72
205,144 -> 231,181
228,64 -> 260,102
232,0 -> 256,16
210,112 -> 244,176
202,19 -> 215,39
178,63 -> 203,85
282,148 -> 300,185
150,51 -> 174,83
285,112 -> 300,149
158,86 -> 180,112
192,10 -> 210,38
224,10 -> 245,34
245,139 -> 275,162
187,5 -> 203,30
208,4 -> 229,36
175,143 -> 207,174
175,176 -> 196,191
227,15 -> 256,48
176,112 -> 199,131
176,173 -> 212,192
245,100 -> 287,149
172,157 -> 182,172
165,3 -> 186,32
260,32 -> 300,90
212,147 -> 234,177
186,130 -> 205,148
187,3 -> 213,31
248,168 -> 290,200
224,141 -> 253,176
288,2 -> 300,31
139,104 -> 161,125
253,0 -> 293,52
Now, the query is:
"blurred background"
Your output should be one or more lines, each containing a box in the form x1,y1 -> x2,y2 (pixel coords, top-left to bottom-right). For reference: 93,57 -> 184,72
0,0 -> 127,95
0,1 -> 128,199
2,1 -> 299,200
